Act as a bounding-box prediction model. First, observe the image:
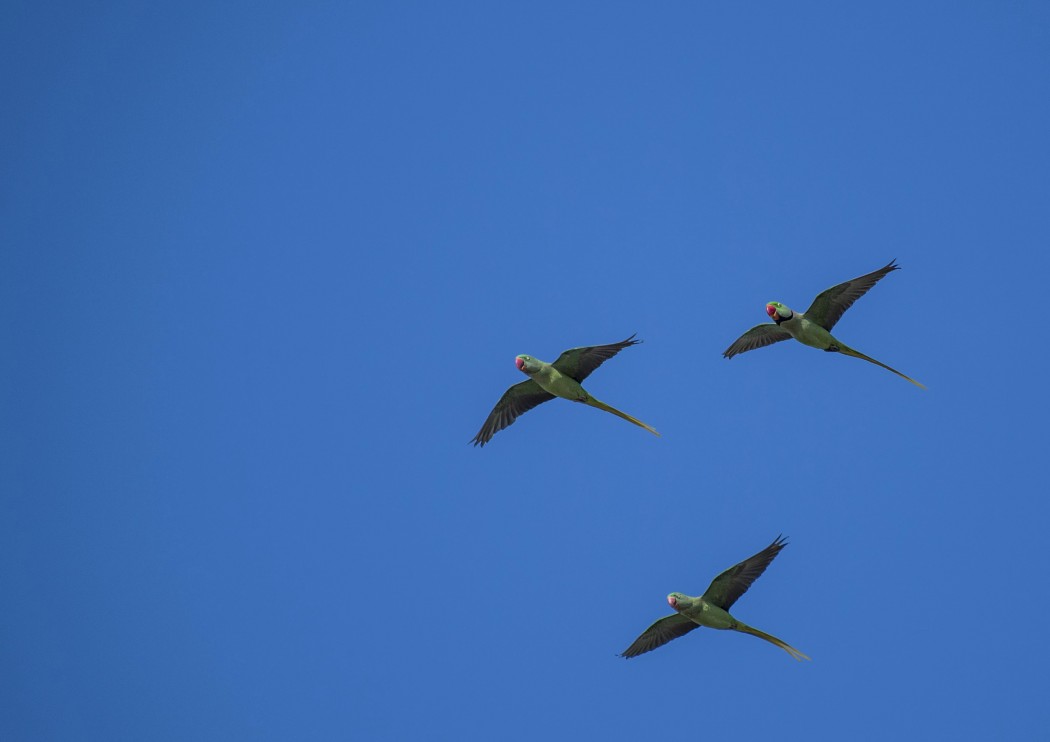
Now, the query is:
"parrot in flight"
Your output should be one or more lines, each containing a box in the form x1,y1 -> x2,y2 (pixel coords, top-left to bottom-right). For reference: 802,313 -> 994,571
723,259 -> 925,388
471,335 -> 659,447
621,536 -> 809,661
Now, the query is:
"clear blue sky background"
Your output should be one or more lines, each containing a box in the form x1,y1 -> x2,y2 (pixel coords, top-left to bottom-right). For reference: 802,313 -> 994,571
3,3 -> 1048,740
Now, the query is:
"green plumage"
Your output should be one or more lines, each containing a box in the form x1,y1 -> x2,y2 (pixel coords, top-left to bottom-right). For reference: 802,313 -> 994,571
621,536 -> 809,661
472,335 -> 659,447
723,260 -> 926,388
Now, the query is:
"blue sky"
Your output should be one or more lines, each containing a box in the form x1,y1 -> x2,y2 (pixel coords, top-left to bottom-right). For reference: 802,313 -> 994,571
3,2 -> 1049,739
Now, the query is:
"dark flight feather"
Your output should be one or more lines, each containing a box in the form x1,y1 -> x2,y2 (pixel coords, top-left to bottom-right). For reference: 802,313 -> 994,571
723,324 -> 792,359
804,259 -> 900,330
621,614 -> 700,659
552,335 -> 641,382
471,380 -> 554,447
701,535 -> 787,611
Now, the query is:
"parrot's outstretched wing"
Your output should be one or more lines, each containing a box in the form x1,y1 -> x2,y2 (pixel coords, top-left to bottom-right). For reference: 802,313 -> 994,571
552,335 -> 640,382
805,259 -> 899,331
723,325 -> 792,359
621,614 -> 699,658
702,536 -> 787,611
471,380 -> 554,447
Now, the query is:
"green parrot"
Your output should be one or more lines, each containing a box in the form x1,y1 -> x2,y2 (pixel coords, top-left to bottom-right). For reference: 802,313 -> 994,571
471,335 -> 659,447
723,259 -> 925,388
621,536 -> 809,661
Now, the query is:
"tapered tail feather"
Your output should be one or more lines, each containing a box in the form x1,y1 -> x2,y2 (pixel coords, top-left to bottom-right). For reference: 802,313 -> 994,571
585,397 -> 660,436
735,624 -> 810,661
837,345 -> 926,389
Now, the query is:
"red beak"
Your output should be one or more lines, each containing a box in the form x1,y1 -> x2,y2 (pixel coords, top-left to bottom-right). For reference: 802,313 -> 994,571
515,357 -> 525,371
667,595 -> 677,609
766,304 -> 778,319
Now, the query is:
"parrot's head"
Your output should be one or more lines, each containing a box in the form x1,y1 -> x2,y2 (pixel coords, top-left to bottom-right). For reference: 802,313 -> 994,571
515,355 -> 539,375
667,592 -> 688,612
766,301 -> 793,324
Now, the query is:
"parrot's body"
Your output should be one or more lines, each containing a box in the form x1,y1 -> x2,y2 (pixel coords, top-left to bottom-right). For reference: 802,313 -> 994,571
522,358 -> 591,401
775,312 -> 840,350
659,593 -> 808,660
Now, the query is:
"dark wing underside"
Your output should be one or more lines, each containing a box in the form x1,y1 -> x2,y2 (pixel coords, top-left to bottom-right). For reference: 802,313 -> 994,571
551,335 -> 640,383
722,324 -> 792,359
621,613 -> 700,658
804,259 -> 900,331
701,535 -> 787,611
471,380 -> 555,447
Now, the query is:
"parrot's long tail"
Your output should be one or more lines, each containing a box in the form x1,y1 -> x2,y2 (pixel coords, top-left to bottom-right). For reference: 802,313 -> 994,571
734,623 -> 810,661
585,397 -> 660,437
837,344 -> 926,389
